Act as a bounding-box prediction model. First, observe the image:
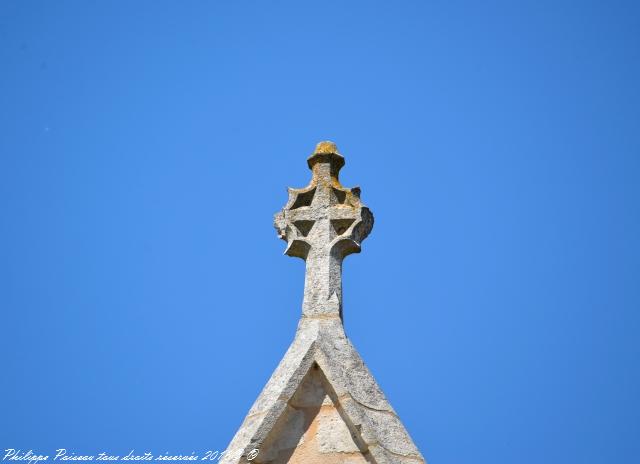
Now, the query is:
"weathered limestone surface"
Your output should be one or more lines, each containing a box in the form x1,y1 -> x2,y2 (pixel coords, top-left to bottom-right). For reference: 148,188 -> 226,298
221,143 -> 425,464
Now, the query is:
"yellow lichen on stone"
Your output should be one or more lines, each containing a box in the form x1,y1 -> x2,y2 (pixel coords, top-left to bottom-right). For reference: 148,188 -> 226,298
314,141 -> 340,155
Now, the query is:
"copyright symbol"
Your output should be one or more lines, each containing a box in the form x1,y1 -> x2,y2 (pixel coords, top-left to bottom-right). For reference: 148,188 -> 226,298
246,449 -> 259,461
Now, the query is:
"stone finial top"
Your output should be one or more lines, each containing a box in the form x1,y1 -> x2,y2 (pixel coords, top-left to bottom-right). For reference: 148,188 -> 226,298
313,141 -> 340,154
222,142 -> 425,464
274,142 -> 373,321
307,140 -> 345,172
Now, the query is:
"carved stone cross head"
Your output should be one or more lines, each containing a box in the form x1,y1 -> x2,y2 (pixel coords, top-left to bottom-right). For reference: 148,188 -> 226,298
274,142 -> 373,320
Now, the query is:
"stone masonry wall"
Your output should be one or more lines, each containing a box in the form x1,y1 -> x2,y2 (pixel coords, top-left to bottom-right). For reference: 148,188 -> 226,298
255,364 -> 375,464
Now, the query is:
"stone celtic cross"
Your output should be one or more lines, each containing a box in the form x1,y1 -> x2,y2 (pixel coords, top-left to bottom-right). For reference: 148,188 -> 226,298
274,141 -> 373,321
222,142 -> 424,464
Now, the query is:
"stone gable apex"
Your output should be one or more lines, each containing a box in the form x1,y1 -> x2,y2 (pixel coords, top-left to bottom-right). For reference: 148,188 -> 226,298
221,319 -> 425,464
221,143 -> 425,464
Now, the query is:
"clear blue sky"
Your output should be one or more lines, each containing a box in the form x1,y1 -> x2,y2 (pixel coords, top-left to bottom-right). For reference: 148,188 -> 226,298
1,1 -> 639,463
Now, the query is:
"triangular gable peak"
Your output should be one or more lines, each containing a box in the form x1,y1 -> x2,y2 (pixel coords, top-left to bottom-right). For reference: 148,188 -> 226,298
221,143 -> 425,464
